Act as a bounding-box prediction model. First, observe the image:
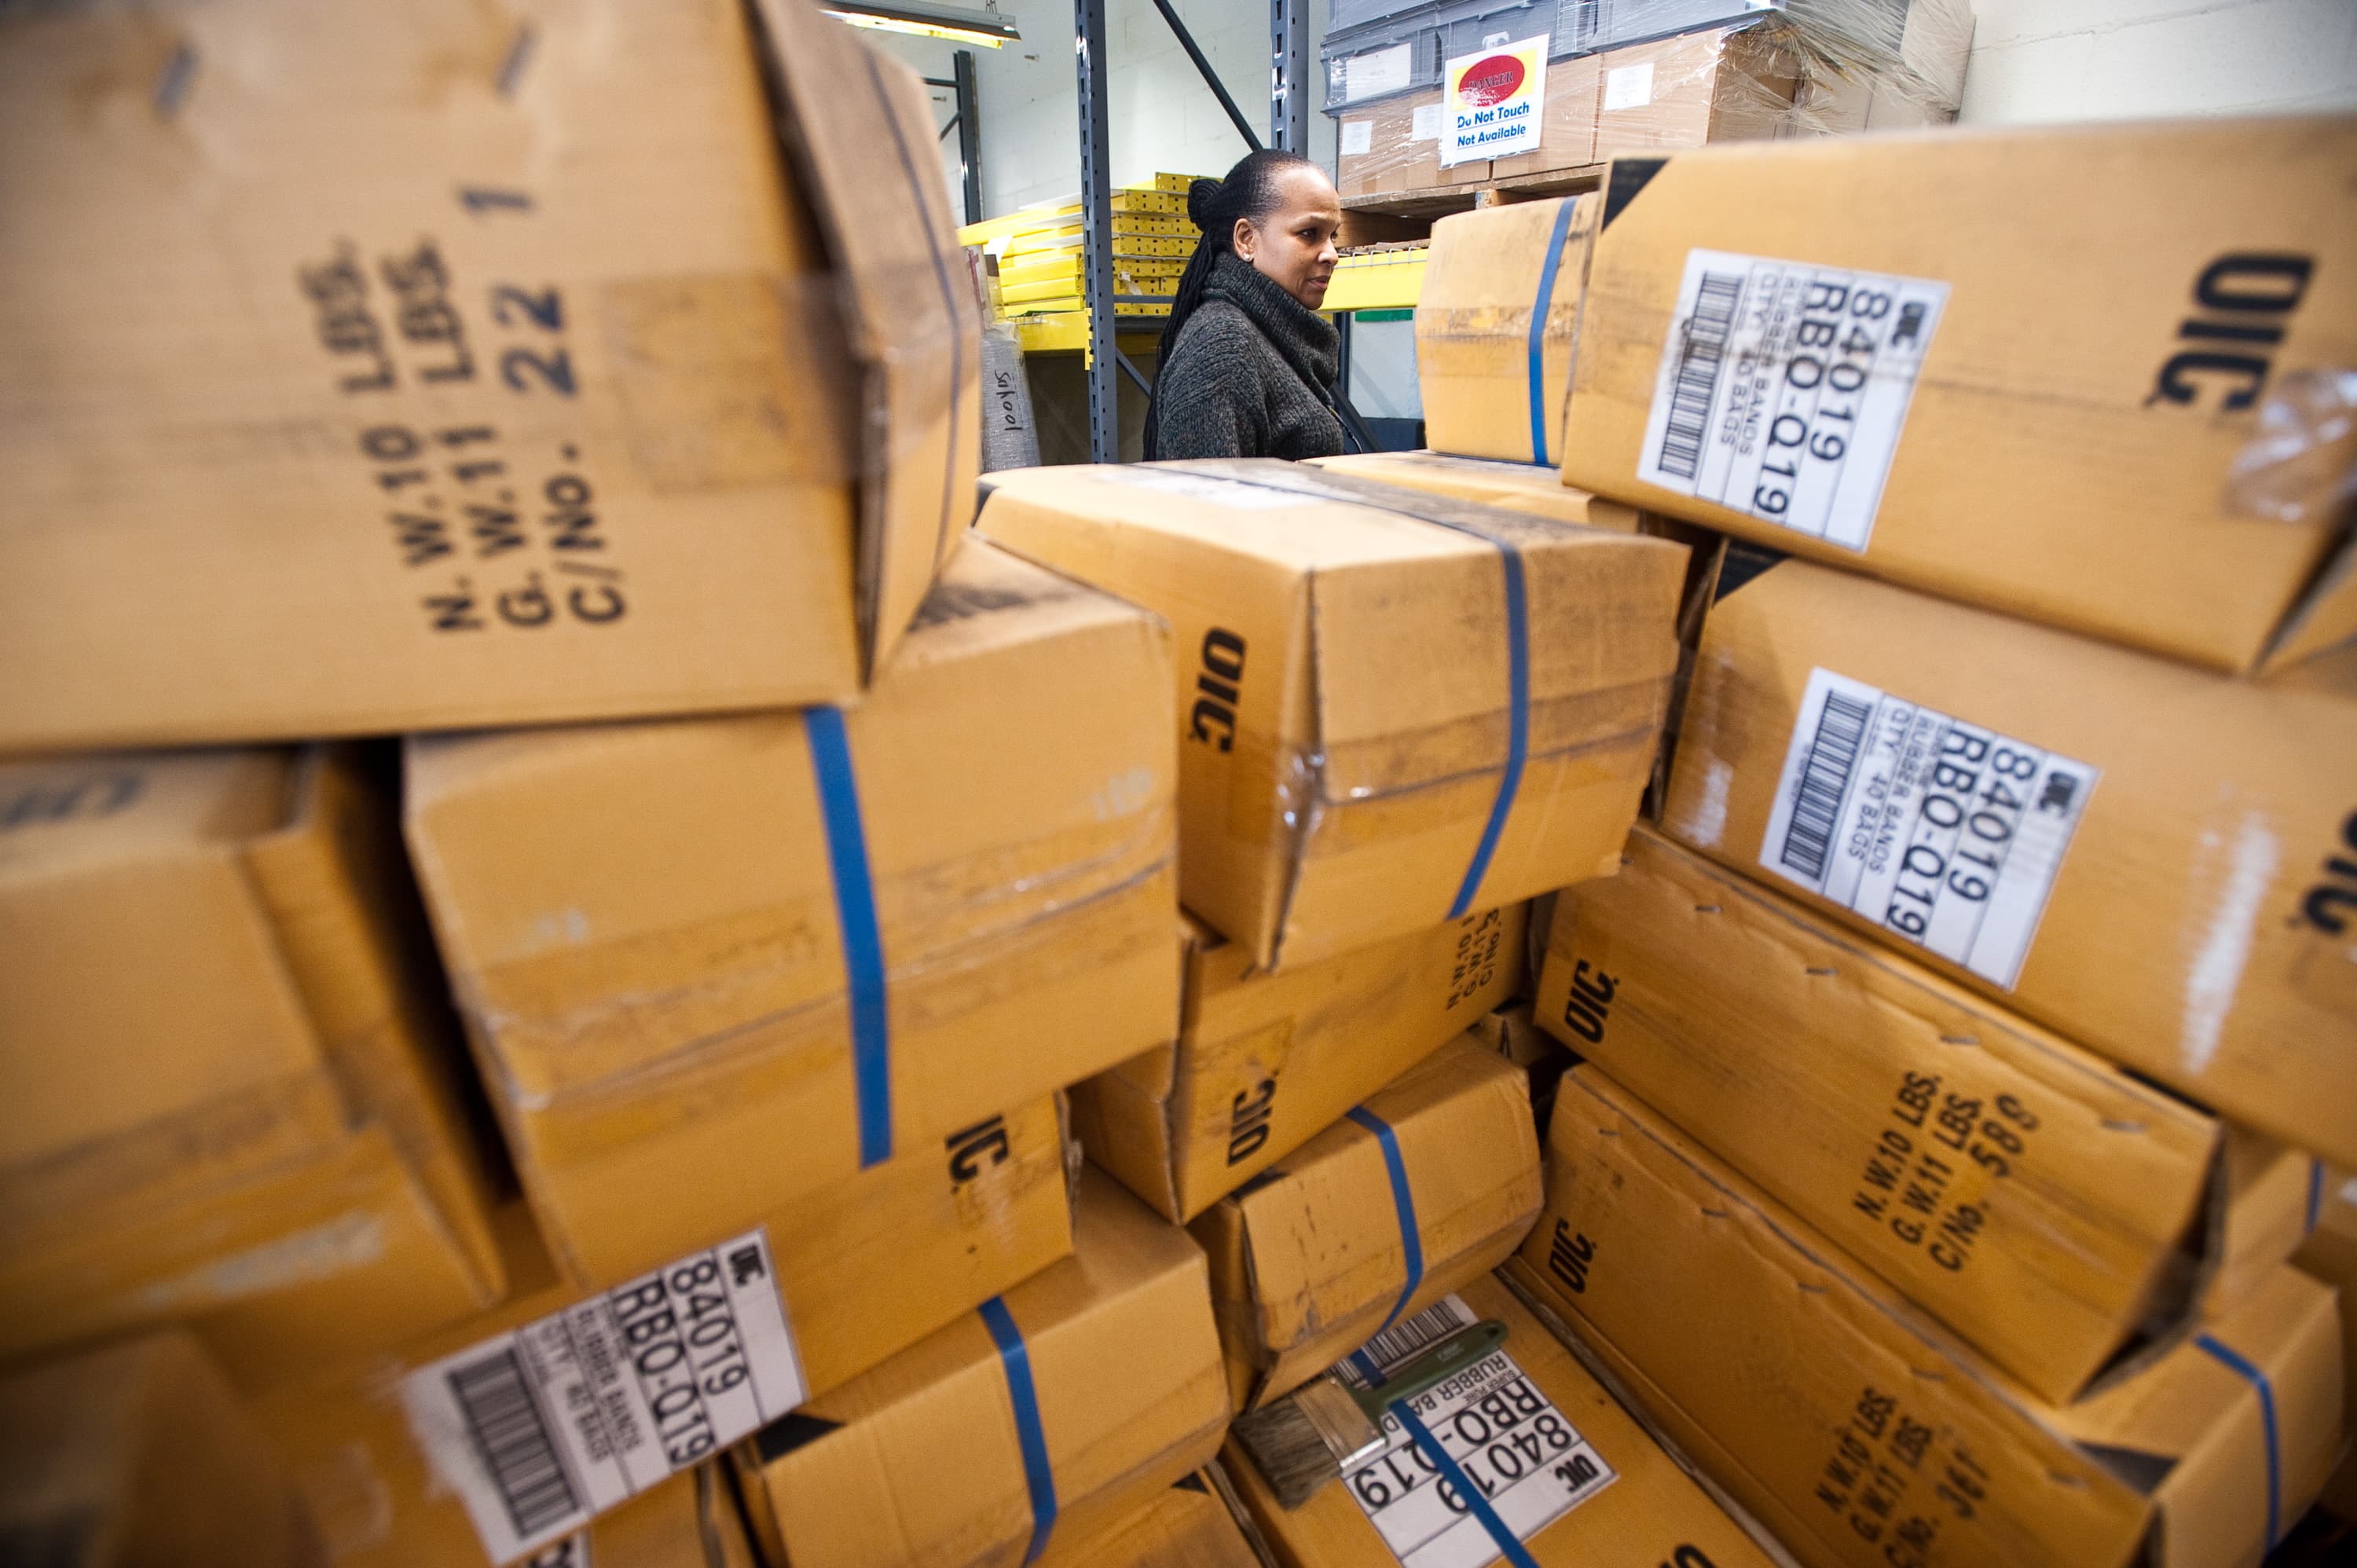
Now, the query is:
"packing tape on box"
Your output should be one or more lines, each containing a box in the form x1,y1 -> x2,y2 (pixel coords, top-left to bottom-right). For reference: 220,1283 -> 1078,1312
1343,1105 -> 1425,1334
805,705 -> 894,1168
980,1295 -> 1061,1563
2193,1332 -> 2283,1554
1524,198 -> 1580,468
1135,463 -> 1534,919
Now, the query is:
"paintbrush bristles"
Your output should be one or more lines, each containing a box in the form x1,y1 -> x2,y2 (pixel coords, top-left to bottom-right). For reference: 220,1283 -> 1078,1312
1231,1398 -> 1343,1510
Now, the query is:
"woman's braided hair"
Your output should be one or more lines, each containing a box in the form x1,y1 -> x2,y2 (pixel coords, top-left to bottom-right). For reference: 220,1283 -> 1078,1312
1142,147 -> 1321,459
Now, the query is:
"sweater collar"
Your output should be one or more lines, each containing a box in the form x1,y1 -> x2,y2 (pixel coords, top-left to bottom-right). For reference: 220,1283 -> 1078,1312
1206,249 -> 1340,387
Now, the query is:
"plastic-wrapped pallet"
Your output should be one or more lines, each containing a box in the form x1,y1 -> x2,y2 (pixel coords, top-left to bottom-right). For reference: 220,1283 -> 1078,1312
1322,0 -> 1973,194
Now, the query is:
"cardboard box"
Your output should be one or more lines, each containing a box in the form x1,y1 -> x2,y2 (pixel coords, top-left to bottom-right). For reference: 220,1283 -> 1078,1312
1591,24 -> 1810,159
1563,116 -> 2357,673
404,535 -> 1175,1282
1336,89 -> 1471,199
1490,54 -> 1605,183
255,1115 -> 1068,1567
1307,452 -> 1642,531
2220,1131 -> 2328,1313
1512,1066 -> 2345,1568
1535,826 -> 2224,1402
2293,1167 -> 2357,1521
1032,1468 -> 1272,1568
0,1332 -> 324,1568
1227,1273 -> 1781,1568
1194,1035 -> 1542,1410
0,0 -> 977,750
977,460 -> 1686,970
1660,555 -> 2357,1167
0,746 -> 504,1383
1075,905 -> 1527,1223
732,1172 -> 1230,1568
1414,197 -> 1598,467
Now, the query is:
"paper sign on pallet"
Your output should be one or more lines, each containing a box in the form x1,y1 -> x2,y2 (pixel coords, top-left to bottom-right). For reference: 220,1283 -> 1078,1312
1442,35 -> 1549,167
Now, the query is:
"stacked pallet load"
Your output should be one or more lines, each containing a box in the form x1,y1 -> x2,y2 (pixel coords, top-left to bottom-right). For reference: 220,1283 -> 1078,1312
1396,109 -> 2357,1567
0,0 -> 1740,1558
1329,0 -> 1974,204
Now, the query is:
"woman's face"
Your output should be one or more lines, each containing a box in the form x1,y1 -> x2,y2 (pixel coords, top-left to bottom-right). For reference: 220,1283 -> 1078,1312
1234,164 -> 1342,310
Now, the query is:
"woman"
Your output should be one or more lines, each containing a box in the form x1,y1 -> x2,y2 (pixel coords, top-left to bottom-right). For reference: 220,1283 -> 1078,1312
1145,149 -> 1347,461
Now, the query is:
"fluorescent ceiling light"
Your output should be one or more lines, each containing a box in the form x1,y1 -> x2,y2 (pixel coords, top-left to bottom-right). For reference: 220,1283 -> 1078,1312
823,1 -> 1020,47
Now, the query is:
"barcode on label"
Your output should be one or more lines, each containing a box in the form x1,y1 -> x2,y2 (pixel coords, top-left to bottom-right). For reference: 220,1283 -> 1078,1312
448,1348 -> 581,1541
1777,687 -> 1873,882
1359,1301 -> 1472,1373
401,1226 -> 806,1563
1758,668 -> 2098,989
1637,250 -> 1948,551
1654,272 -> 1743,482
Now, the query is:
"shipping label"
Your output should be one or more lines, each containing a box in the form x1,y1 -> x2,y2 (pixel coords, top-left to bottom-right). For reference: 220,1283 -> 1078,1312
1637,249 -> 1948,551
1340,1296 -> 1615,1568
1759,669 -> 2098,989
402,1229 -> 805,1563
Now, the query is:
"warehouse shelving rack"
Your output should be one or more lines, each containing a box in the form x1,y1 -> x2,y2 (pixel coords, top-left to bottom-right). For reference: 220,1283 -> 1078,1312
1068,0 -> 1385,459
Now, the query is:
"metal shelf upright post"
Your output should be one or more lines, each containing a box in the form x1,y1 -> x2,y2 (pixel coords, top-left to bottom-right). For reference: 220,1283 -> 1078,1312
1072,0 -> 1378,460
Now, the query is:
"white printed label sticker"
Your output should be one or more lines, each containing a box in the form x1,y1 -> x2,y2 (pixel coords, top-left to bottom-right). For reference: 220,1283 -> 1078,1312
1601,61 -> 1654,112
1346,42 -> 1413,103
1758,669 -> 2099,989
1410,103 -> 1445,141
1637,249 -> 1948,552
1092,467 -> 1303,509
1341,119 -> 1375,156
402,1229 -> 805,1563
1340,1296 -> 1615,1568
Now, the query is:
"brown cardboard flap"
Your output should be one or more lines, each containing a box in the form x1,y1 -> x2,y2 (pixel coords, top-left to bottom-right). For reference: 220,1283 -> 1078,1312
749,0 -> 981,679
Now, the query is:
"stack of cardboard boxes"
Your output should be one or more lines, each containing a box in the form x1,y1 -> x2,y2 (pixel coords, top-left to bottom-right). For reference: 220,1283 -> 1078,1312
0,2 -> 1772,1565
8,2 -> 2351,1565
1368,112 -> 2357,1567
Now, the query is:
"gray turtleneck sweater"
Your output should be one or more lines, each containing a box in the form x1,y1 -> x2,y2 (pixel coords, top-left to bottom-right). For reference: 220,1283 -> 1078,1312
1152,251 -> 1344,462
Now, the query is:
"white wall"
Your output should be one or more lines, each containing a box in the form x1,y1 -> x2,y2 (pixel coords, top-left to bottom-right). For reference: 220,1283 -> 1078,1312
865,0 -> 1338,222
1958,0 -> 2357,125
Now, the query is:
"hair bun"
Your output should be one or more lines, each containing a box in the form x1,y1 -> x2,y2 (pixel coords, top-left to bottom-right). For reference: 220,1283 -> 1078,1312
1186,178 -> 1222,229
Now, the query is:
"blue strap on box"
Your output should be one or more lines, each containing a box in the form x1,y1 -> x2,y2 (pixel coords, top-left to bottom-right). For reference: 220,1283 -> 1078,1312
804,706 -> 893,1168
1345,1106 -> 1425,1333
2194,1332 -> 2281,1553
1391,1398 -> 1543,1568
2308,1158 -> 2324,1234
1525,197 -> 1580,467
1119,465 -> 1532,924
981,1296 -> 1059,1563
